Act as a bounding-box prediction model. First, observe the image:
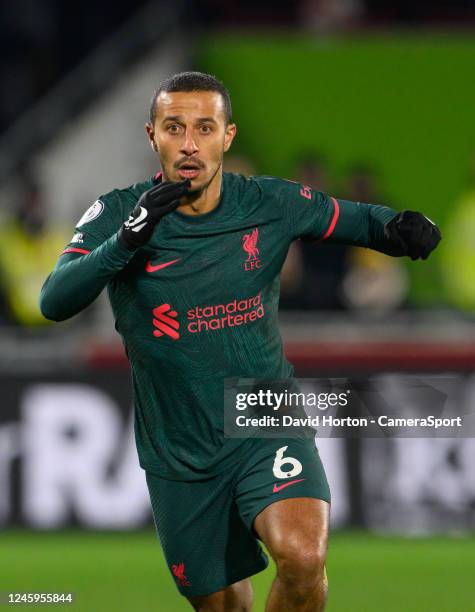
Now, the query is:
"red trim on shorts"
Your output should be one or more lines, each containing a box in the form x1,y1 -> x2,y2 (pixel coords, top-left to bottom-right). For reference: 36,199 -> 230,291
321,197 -> 340,241
61,247 -> 90,255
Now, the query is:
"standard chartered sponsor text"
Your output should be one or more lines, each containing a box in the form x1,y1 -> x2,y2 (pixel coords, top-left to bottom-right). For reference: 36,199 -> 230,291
187,291 -> 264,333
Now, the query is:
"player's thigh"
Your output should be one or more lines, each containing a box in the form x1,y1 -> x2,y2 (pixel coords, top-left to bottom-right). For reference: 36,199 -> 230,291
145,470 -> 267,600
234,437 -> 331,557
186,577 -> 252,611
254,497 -> 330,568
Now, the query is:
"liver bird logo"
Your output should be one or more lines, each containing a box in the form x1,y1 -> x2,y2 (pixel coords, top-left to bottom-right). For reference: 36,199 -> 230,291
242,228 -> 260,261
171,562 -> 192,587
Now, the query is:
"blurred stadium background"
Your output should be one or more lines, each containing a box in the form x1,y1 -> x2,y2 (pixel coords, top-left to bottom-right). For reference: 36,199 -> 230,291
1,0 -> 475,610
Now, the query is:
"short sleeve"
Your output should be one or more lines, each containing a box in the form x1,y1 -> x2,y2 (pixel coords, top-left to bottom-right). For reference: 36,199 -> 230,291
61,190 -> 129,256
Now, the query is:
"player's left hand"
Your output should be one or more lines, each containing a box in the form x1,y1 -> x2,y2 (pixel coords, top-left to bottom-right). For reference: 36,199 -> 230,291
384,210 -> 442,260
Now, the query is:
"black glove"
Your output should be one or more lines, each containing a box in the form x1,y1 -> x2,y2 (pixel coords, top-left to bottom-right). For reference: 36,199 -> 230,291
384,210 -> 442,260
118,180 -> 190,250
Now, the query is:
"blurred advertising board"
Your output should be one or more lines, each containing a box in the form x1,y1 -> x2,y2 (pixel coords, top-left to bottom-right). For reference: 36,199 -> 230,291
1,358 -> 474,532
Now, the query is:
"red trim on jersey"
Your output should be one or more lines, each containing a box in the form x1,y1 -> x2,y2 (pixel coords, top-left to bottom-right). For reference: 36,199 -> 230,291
321,197 -> 340,241
61,247 -> 90,255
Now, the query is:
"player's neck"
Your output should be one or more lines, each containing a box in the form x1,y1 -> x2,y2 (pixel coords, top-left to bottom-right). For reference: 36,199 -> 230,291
175,167 -> 222,216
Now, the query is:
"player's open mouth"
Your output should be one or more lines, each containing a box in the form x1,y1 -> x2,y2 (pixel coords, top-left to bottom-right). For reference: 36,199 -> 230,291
178,164 -> 201,180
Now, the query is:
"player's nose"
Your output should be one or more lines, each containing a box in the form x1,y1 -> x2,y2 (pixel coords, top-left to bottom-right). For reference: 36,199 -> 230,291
180,130 -> 199,156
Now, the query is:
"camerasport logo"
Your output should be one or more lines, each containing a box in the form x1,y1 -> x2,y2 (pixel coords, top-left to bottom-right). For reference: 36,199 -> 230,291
152,293 -> 265,339
242,228 -> 261,271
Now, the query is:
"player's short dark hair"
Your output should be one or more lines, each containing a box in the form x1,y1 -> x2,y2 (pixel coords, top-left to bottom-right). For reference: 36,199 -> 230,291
149,71 -> 232,126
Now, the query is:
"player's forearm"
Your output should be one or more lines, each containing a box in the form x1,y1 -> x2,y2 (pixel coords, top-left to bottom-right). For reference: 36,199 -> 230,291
327,199 -> 398,252
40,234 -> 135,321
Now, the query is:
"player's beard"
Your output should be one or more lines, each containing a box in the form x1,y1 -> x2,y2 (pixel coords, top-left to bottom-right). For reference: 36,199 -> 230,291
183,160 -> 222,204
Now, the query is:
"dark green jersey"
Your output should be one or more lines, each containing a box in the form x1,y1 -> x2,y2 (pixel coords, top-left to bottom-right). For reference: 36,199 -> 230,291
40,172 -> 397,480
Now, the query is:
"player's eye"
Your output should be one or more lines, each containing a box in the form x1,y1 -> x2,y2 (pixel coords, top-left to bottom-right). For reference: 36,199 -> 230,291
167,124 -> 181,134
199,125 -> 212,134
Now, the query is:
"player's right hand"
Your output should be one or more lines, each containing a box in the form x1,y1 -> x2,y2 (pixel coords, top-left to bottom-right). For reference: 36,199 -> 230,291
118,180 -> 191,250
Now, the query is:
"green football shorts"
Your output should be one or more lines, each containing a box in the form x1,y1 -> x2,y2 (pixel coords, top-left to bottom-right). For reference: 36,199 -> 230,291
145,437 -> 331,598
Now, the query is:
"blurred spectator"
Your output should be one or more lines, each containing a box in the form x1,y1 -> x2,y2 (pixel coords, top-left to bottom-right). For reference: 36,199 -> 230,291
223,154 -> 257,176
340,164 -> 408,311
280,153 -> 350,310
344,163 -> 379,204
341,245 -> 408,310
299,0 -> 365,32
0,169 -> 68,326
439,154 -> 475,311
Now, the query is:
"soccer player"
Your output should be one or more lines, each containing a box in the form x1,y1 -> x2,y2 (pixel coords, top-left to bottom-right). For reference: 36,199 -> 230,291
40,72 -> 441,611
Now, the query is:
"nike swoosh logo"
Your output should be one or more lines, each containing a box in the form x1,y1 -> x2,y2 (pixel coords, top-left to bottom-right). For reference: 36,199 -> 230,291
145,258 -> 181,273
272,478 -> 306,493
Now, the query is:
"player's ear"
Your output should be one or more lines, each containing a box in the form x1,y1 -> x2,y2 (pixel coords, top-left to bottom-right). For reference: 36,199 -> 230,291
145,122 -> 158,152
223,123 -> 237,153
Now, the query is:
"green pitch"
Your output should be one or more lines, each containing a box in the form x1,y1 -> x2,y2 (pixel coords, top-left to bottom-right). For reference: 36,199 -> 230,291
1,530 -> 473,611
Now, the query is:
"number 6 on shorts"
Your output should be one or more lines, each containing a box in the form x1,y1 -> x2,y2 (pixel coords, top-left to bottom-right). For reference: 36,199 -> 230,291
272,445 -> 303,479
